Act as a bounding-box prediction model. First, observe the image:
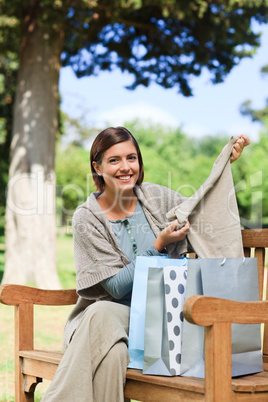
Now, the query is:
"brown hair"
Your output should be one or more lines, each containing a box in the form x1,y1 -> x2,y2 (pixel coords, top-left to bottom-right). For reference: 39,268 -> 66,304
90,127 -> 144,192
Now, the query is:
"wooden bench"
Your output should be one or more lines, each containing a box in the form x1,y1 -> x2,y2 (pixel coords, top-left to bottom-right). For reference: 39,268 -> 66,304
1,228 -> 268,401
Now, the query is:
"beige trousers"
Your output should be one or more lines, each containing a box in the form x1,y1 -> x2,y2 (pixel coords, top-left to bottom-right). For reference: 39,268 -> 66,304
41,301 -> 130,402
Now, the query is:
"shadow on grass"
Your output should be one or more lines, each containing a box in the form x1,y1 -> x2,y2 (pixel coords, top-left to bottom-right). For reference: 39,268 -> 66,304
0,247 -> 4,283
0,219 -> 5,283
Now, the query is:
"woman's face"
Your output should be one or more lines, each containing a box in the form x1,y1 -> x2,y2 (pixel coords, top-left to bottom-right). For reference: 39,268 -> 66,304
93,140 -> 140,195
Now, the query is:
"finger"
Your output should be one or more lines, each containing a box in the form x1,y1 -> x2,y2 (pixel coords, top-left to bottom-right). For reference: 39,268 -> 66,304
230,147 -> 243,162
232,139 -> 244,156
175,223 -> 190,239
236,136 -> 250,150
230,148 -> 241,162
231,148 -> 240,161
176,220 -> 191,232
240,134 -> 250,146
182,225 -> 190,235
166,219 -> 179,232
233,142 -> 242,151
181,220 -> 190,230
234,138 -> 246,149
173,221 -> 190,238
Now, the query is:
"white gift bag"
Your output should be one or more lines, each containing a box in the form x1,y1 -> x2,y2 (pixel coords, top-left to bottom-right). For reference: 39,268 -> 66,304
143,263 -> 188,376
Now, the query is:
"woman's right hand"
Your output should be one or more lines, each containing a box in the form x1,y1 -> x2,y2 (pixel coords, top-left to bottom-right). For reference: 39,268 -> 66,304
153,220 -> 190,252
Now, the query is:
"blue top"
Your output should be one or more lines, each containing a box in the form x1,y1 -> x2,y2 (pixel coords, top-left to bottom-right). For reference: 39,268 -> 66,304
100,200 -> 164,305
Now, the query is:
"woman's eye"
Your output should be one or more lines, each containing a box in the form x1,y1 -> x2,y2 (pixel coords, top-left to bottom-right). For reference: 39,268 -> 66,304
109,158 -> 118,163
129,156 -> 137,161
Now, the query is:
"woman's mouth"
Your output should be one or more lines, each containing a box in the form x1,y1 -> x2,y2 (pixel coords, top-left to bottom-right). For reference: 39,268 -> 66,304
116,175 -> 132,181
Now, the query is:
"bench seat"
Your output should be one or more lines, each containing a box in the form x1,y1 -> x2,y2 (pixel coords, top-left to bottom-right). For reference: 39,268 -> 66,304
18,348 -> 268,400
1,228 -> 268,401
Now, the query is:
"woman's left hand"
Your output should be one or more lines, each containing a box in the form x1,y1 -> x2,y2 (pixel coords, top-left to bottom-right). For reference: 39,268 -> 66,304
230,134 -> 250,163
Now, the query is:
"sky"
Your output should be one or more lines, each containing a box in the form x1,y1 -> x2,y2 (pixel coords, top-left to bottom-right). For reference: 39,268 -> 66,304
59,23 -> 268,143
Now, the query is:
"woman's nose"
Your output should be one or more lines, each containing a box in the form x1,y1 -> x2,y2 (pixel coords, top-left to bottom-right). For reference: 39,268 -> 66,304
120,159 -> 130,171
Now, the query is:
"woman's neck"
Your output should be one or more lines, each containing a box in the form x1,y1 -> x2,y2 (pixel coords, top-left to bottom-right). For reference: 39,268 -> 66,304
97,189 -> 137,220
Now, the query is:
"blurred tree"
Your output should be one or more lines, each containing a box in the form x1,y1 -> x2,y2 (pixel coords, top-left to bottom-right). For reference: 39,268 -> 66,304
55,110 -> 98,226
56,144 -> 91,227
238,64 -> 268,227
240,98 -> 268,123
240,64 -> 268,124
1,0 -> 267,287
231,131 -> 268,228
0,16 -> 18,216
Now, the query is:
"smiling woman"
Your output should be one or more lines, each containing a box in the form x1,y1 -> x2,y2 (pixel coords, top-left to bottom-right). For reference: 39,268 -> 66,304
92,141 -> 141,220
93,140 -> 140,219
90,127 -> 144,220
90,126 -> 144,193
41,126 -> 248,402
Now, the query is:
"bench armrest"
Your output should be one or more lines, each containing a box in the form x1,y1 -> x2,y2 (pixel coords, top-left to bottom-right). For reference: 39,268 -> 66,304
0,284 -> 78,306
183,295 -> 268,326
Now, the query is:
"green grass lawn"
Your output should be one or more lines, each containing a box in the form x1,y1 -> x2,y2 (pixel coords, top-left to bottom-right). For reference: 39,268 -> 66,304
0,228 -> 76,401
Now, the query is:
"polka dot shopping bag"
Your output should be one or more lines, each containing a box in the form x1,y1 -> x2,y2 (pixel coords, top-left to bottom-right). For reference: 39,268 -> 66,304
143,264 -> 188,376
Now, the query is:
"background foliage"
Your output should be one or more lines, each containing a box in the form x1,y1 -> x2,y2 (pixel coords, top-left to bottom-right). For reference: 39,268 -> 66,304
0,0 -> 267,223
55,117 -> 268,229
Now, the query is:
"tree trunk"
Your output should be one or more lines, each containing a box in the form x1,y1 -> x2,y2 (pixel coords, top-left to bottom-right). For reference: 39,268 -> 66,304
2,21 -> 63,289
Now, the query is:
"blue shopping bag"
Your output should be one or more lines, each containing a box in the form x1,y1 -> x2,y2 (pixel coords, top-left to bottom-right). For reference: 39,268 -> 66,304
128,255 -> 188,370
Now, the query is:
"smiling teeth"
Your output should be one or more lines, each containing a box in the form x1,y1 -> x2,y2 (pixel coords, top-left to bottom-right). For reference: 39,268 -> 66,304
118,176 -> 131,180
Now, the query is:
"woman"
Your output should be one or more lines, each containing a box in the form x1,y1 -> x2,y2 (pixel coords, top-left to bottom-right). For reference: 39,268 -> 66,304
42,127 -> 249,402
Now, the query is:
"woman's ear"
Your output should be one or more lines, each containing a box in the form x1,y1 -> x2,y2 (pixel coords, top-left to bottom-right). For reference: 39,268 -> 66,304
92,161 -> 102,176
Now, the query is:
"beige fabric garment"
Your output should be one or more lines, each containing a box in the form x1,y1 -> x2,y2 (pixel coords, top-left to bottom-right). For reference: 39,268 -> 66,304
166,136 -> 244,258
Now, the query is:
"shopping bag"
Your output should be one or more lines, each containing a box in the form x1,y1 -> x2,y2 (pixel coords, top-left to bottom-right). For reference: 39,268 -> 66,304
181,257 -> 263,378
128,255 -> 187,370
143,264 -> 187,375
